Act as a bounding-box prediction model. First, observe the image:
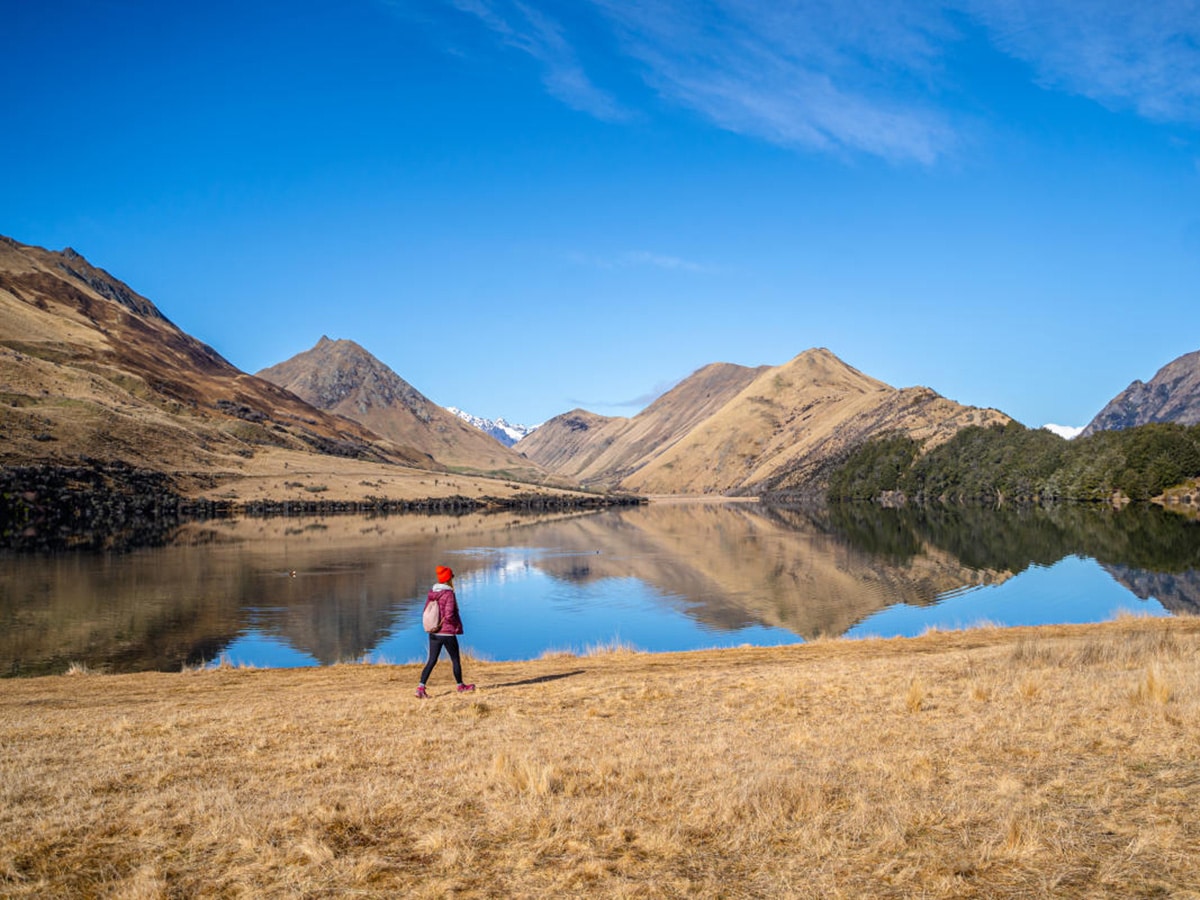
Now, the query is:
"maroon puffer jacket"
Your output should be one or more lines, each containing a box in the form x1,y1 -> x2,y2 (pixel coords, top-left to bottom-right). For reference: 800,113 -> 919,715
427,584 -> 463,635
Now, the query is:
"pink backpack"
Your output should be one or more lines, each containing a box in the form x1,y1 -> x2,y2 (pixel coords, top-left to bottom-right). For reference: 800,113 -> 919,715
422,597 -> 442,633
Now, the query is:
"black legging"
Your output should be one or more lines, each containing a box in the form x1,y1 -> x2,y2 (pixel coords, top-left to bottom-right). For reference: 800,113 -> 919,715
419,634 -> 463,685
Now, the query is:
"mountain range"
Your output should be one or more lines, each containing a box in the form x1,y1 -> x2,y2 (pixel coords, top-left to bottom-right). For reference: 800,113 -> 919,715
3,234 -> 1198,503
514,350 -> 1010,496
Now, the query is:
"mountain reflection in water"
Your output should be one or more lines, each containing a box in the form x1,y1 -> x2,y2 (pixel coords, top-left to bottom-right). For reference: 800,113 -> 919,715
2,502 -> 1197,676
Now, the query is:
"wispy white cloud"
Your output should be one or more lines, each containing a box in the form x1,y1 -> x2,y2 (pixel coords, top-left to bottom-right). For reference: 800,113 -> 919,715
568,249 -> 719,273
404,0 -> 1200,163
1043,423 -> 1083,439
402,0 -> 958,162
620,250 -> 716,273
965,0 -> 1200,124
589,0 -> 958,164
570,378 -> 681,410
441,0 -> 631,122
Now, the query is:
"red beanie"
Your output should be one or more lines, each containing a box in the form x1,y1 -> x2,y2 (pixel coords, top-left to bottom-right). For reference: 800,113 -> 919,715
436,565 -> 454,584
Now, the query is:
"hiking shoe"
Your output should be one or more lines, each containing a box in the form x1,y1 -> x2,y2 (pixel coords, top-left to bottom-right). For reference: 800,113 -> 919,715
456,683 -> 475,693
415,685 -> 428,699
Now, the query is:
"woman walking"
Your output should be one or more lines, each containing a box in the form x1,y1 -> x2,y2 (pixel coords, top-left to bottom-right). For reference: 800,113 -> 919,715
416,565 -> 475,698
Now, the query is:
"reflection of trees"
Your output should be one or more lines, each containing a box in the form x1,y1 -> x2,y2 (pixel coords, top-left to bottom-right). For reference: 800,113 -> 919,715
0,548 -> 243,676
824,502 -> 1200,576
768,503 -> 924,565
1070,505 -> 1200,573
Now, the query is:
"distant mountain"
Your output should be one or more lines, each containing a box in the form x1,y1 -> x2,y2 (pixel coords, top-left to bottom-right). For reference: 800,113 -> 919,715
516,349 -> 1010,497
1081,350 -> 1200,437
257,338 -> 546,479
0,236 -> 426,479
515,362 -> 767,484
445,407 -> 538,447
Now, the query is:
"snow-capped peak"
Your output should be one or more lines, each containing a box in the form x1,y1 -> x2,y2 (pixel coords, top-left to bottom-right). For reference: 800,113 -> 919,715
446,407 -> 539,447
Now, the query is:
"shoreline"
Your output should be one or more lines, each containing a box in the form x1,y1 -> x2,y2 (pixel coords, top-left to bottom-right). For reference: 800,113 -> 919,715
7,612 -> 1186,682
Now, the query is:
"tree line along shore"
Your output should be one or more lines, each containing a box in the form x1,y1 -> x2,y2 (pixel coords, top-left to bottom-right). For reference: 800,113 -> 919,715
830,421 -> 1200,506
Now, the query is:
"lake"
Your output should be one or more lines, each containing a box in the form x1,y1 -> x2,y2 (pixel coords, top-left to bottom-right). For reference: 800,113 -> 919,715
3,500 -> 1198,676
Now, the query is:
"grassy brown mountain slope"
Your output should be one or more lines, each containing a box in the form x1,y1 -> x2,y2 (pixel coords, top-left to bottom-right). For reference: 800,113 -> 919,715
510,407 -> 623,475
630,349 -> 1010,495
257,336 -> 546,481
516,362 -> 768,486
0,237 -> 434,484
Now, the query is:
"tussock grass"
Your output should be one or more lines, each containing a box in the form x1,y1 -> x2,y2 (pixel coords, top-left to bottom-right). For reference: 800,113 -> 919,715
906,676 -> 926,712
2,616 -> 1200,897
538,637 -> 641,660
582,637 -> 640,657
1134,665 -> 1173,706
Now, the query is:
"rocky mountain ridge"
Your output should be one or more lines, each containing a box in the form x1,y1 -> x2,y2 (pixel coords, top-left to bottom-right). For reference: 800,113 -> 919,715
1082,350 -> 1200,437
256,338 -> 547,480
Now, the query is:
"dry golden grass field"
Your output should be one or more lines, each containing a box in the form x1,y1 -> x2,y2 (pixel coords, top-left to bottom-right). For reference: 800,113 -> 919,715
3,616 -> 1200,898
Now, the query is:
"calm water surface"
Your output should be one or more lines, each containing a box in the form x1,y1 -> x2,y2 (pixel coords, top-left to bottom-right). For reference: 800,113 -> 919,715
3,501 -> 1198,676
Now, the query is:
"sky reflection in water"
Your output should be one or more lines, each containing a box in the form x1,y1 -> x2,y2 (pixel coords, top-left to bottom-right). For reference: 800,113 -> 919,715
221,547 -> 805,670
221,552 -> 1170,671
847,555 -> 1169,640
2,502 -> 1195,676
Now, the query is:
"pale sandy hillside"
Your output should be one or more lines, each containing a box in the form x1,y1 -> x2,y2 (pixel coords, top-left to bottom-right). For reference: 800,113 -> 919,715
627,349 -> 1009,495
511,408 -> 625,477
565,362 -> 768,485
515,361 -> 766,486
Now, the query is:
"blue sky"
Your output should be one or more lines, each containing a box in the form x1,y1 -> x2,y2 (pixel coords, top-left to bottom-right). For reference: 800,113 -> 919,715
4,1 -> 1199,430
